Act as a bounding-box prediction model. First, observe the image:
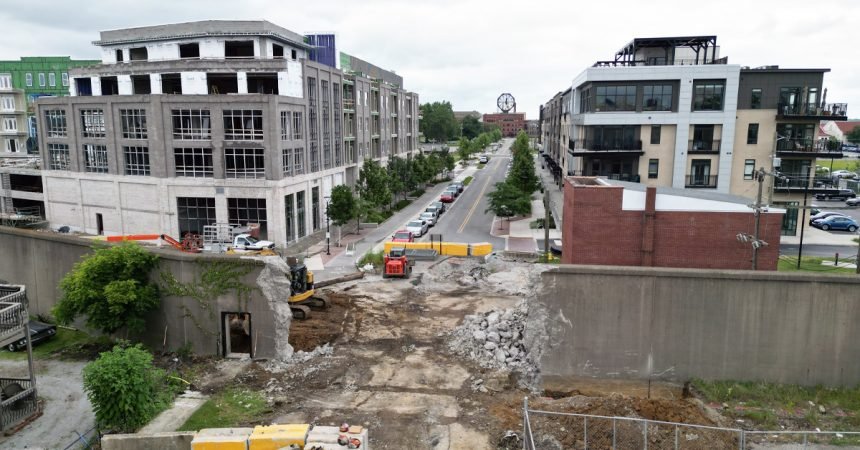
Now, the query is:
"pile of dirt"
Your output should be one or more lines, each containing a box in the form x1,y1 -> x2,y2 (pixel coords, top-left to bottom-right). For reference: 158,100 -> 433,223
448,300 -> 532,373
287,290 -> 351,352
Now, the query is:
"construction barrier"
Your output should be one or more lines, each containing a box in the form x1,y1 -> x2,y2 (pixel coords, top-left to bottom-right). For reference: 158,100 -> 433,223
104,234 -> 161,242
384,241 -> 492,257
184,424 -> 369,450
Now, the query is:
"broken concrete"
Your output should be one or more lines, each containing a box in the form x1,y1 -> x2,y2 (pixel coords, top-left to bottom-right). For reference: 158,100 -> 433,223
247,255 -> 295,360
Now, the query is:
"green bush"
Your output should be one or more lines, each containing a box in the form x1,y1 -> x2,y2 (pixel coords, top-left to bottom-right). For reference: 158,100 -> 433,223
463,176 -> 474,186
409,189 -> 425,198
393,199 -> 412,211
83,344 -> 174,432
365,210 -> 392,224
357,250 -> 384,268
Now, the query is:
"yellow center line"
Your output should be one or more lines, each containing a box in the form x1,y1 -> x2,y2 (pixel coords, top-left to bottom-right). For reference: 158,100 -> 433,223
458,158 -> 501,233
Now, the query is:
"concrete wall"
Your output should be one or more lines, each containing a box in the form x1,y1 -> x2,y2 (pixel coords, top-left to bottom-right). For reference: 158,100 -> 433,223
0,226 -> 280,358
532,265 -> 860,387
101,432 -> 195,450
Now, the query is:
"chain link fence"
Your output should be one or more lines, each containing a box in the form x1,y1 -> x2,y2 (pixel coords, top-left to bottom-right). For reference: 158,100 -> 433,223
523,397 -> 860,449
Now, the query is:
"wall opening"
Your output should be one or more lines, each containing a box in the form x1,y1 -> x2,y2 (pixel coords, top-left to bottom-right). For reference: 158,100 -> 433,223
95,213 -> 104,235
115,49 -> 124,63
272,44 -> 284,59
179,43 -> 200,59
161,73 -> 182,94
131,75 -> 151,94
207,73 -> 238,94
225,41 -> 254,59
100,76 -> 118,95
222,312 -> 252,357
9,174 -> 43,193
10,199 -> 44,218
75,78 -> 92,96
129,47 -> 148,61
247,73 -> 278,94
291,49 -> 297,60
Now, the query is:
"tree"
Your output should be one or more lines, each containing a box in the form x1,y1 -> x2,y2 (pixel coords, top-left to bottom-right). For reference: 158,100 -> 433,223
328,185 -> 356,227
490,128 -> 503,142
443,152 -> 456,173
457,137 -> 472,165
83,344 -> 172,432
419,101 -> 459,142
461,115 -> 483,140
485,181 -> 532,219
507,131 -> 540,193
847,126 -> 860,144
483,122 -> 502,137
475,133 -> 491,151
357,159 -> 392,211
53,243 -> 160,335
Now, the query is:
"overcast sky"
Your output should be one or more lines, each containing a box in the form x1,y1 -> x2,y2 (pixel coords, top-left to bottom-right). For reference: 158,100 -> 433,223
1,0 -> 857,119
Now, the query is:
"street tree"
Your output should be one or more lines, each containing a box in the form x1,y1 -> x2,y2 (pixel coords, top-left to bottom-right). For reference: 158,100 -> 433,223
457,137 -> 472,165
53,243 -> 160,335
507,132 -> 540,193
461,115 -> 483,140
357,159 -> 392,211
328,184 -> 357,245
419,101 -> 459,142
847,126 -> 860,143
485,181 -> 532,219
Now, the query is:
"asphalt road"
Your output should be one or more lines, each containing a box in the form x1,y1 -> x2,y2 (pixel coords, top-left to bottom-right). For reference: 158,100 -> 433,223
416,140 -> 511,249
781,244 -> 859,258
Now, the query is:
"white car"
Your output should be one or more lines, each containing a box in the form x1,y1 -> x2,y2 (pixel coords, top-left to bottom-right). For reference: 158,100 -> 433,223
832,170 -> 857,179
847,198 -> 860,207
419,211 -> 437,226
479,155 -> 489,164
406,220 -> 429,237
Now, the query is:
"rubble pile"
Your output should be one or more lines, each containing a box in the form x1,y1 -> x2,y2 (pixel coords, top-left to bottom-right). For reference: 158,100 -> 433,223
265,343 -> 334,373
448,300 -> 533,373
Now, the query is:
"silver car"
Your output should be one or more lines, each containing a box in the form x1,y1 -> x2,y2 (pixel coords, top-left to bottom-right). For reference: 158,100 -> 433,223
406,220 -> 429,237
419,211 -> 437,226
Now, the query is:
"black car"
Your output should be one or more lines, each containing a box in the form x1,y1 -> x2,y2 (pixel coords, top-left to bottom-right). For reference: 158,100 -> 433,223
815,189 -> 857,201
5,320 -> 57,352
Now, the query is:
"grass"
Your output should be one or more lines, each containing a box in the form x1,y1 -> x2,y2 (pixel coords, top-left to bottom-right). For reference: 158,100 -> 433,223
463,176 -> 474,186
477,163 -> 486,169
357,250 -> 384,268
817,159 -> 860,172
693,378 -> 860,416
777,255 -> 855,274
0,327 -> 108,361
178,388 -> 270,431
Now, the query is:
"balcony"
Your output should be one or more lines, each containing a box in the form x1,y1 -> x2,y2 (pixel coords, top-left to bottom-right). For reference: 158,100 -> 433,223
777,102 -> 848,120
685,175 -> 718,188
593,57 -> 728,68
776,139 -> 843,159
688,140 -> 721,154
343,99 -> 355,111
568,139 -> 643,155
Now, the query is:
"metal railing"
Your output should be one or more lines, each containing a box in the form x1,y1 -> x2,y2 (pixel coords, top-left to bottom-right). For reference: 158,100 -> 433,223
776,139 -> 843,155
593,57 -> 727,68
688,140 -> 721,152
686,174 -> 719,188
572,139 -> 643,152
0,377 -> 38,432
778,102 -> 848,117
61,426 -> 100,450
523,398 -> 860,449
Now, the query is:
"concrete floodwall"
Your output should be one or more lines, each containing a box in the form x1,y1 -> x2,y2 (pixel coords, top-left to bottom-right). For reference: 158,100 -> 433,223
0,226 -> 281,358
531,265 -> 860,387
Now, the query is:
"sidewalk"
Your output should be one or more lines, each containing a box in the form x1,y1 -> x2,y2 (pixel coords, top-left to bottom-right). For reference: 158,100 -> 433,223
536,155 -> 565,228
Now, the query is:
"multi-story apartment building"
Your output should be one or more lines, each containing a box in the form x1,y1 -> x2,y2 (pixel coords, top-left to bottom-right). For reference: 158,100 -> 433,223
539,89 -> 570,187
541,35 -> 848,236
0,73 -> 43,219
0,73 -> 27,156
33,20 -> 419,247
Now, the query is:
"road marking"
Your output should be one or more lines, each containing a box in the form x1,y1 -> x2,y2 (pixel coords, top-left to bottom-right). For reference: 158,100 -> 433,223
458,159 -> 500,233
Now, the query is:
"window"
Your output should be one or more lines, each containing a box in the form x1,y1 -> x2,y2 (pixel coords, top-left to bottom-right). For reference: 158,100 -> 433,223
172,109 -> 211,140
174,148 -> 213,177
0,73 -> 12,89
225,41 -> 255,58
291,49 -> 297,60
124,146 -> 150,176
179,43 -> 200,59
38,73 -> 46,87
228,198 -> 268,239
25,73 -> 33,87
115,49 -> 124,62
292,112 -> 303,140
120,109 -> 147,139
129,47 -> 148,61
693,81 -> 725,111
775,201 -> 799,236
223,109 -> 263,140
49,73 -> 56,87
225,148 -> 265,179
48,143 -> 70,170
282,149 -> 292,176
62,73 -> 69,87
83,144 -> 109,173
643,85 -> 673,111
3,118 -> 17,132
650,125 -> 661,145
5,138 -> 19,153
296,191 -> 306,238
285,194 -> 295,242
595,85 -> 636,111
45,110 -> 67,137
311,187 -> 320,231
751,88 -> 762,109
744,159 -> 755,180
648,159 -> 659,179
273,44 -> 284,59
1,96 -> 14,111
747,123 -> 759,145
293,147 -> 304,174
80,109 -> 105,138
177,197 -> 216,236
280,111 -> 290,140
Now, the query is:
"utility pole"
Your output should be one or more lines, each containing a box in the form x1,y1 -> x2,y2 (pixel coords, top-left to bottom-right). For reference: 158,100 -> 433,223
752,168 -> 765,270
543,187 -> 550,261
797,168 -> 811,269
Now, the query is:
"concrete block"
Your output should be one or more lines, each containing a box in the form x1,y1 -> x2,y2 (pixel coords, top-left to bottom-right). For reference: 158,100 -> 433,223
101,432 -> 196,450
192,427 -> 253,450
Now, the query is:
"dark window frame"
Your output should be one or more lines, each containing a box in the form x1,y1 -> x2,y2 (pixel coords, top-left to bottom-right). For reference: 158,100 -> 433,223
650,125 -> 661,145
751,88 -> 762,109
692,81 -> 725,111
747,123 -> 759,145
744,159 -> 755,180
648,159 -> 659,179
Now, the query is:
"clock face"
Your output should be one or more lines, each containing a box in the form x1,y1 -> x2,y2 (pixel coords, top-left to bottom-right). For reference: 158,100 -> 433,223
497,93 -> 515,112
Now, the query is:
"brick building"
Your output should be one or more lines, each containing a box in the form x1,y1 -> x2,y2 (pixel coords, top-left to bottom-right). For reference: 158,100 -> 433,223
561,177 -> 783,270
483,112 -> 525,137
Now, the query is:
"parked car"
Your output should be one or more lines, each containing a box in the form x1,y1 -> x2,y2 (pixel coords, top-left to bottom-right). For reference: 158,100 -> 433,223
810,204 -> 821,216
831,170 -> 857,179
847,198 -> 860,207
812,215 -> 859,232
479,155 -> 489,164
5,320 -> 57,352
431,201 -> 447,214
440,192 -> 455,203
391,230 -> 414,243
450,182 -> 464,193
809,211 -> 848,225
814,189 -> 857,201
444,187 -> 460,198
406,220 -> 429,237
419,211 -> 437,226
425,205 -> 441,217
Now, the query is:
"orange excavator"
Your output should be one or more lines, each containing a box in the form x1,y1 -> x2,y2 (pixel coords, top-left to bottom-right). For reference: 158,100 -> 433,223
382,248 -> 412,279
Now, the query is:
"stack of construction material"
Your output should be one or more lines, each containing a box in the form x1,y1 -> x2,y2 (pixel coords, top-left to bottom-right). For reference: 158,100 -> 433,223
191,428 -> 253,449
306,424 -> 370,449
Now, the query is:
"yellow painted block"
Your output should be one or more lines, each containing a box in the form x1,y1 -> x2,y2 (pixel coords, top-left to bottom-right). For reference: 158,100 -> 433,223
470,243 -> 493,256
441,243 -> 469,256
192,427 -> 252,450
248,424 -> 310,450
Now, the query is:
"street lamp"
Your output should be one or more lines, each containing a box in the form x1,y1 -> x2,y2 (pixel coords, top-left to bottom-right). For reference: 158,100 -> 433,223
324,195 -> 331,255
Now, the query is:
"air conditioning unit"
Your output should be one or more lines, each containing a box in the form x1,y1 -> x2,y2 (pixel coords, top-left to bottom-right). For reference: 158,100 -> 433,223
773,157 -> 782,169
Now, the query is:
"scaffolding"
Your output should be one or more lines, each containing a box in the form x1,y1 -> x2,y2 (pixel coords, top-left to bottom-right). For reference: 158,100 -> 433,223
0,284 -> 40,433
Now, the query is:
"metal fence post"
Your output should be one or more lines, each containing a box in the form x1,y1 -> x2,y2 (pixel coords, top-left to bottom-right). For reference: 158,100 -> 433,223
583,416 -> 588,449
803,432 -> 807,449
523,396 -> 528,450
739,430 -> 745,450
612,418 -> 616,450
675,425 -> 679,450
643,420 -> 648,450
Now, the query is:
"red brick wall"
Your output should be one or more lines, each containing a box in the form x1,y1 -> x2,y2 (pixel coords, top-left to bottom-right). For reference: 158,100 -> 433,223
483,113 -> 526,137
561,179 -> 782,270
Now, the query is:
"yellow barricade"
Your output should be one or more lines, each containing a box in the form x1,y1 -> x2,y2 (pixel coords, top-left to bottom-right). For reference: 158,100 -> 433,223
470,242 -> 493,256
384,241 -> 493,257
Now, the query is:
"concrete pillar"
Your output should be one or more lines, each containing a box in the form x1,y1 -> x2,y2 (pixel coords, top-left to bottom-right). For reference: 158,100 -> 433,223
150,73 -> 163,95
641,187 -> 656,266
237,72 -> 248,94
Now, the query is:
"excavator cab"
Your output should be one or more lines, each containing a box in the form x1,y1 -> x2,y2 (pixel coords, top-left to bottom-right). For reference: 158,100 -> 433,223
383,248 -> 412,279
286,259 -> 325,320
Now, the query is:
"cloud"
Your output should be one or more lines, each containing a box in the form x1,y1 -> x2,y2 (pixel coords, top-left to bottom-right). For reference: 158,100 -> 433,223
0,0 -> 856,118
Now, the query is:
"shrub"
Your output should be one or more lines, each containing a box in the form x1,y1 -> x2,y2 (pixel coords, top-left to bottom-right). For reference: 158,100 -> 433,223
83,344 -> 173,432
357,250 -> 384,268
409,189 -> 425,198
393,199 -> 412,211
463,176 -> 474,186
